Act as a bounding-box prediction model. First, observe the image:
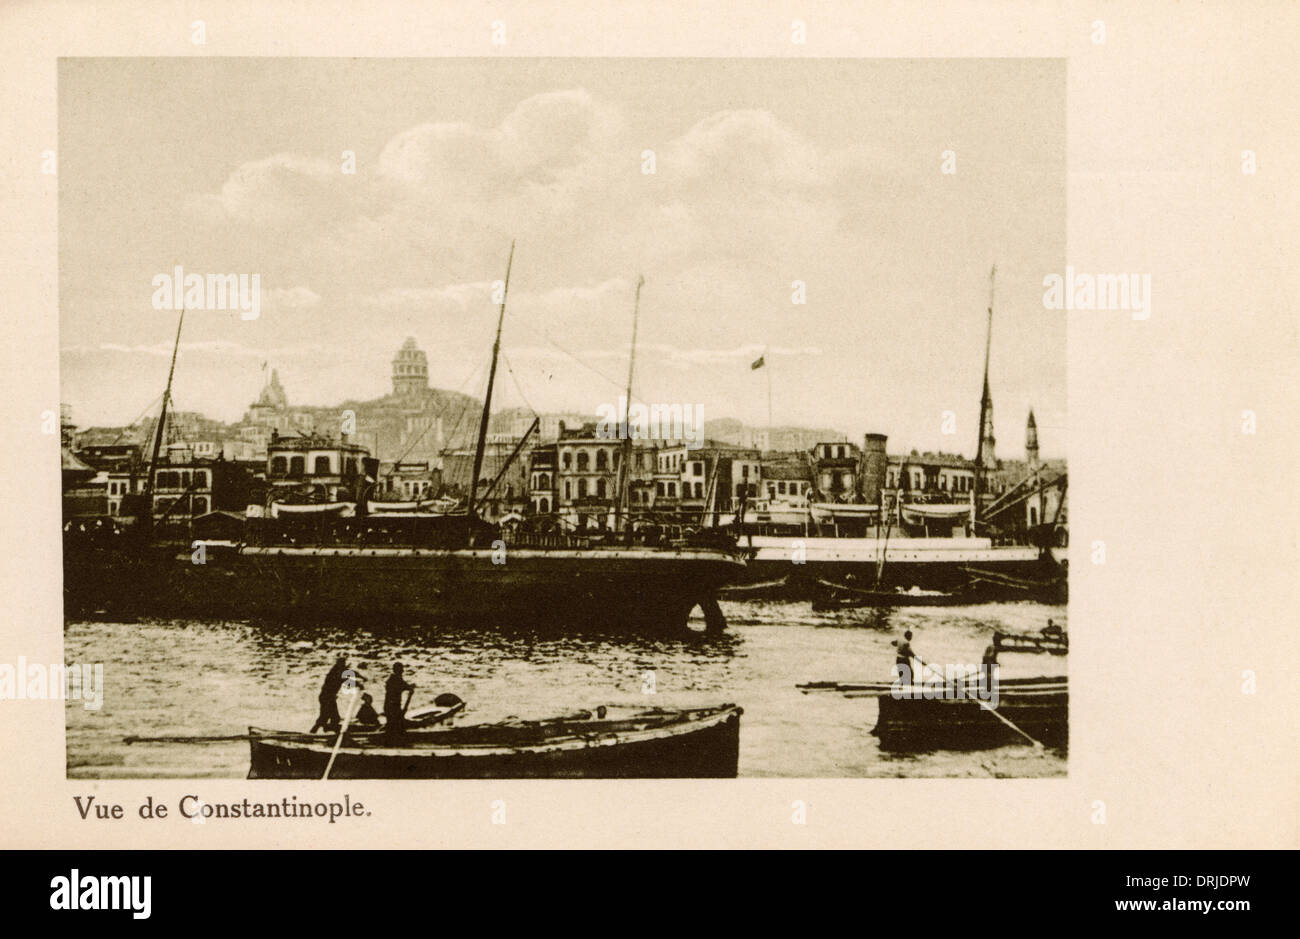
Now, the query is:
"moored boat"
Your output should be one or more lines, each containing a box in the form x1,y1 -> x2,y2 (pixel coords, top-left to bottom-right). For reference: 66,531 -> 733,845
870,680 -> 1067,751
995,629 -> 1068,655
798,674 -> 1067,751
247,703 -> 743,779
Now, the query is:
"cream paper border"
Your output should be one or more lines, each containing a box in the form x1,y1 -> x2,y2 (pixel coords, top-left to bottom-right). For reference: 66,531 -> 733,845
1,0 -> 1297,849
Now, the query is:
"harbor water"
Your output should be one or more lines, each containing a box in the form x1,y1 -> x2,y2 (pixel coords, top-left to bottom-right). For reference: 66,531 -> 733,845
65,601 -> 1066,778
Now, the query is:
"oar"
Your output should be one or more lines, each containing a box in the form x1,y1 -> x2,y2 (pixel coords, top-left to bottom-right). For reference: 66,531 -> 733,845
975,701 -> 1046,750
400,686 -> 415,719
322,690 -> 360,780
126,732 -> 357,744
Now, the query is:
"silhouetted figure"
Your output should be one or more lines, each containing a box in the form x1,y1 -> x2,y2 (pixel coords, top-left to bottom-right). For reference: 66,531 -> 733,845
353,693 -> 380,729
982,633 -> 1001,696
893,630 -> 917,686
310,656 -> 352,734
383,663 -> 415,738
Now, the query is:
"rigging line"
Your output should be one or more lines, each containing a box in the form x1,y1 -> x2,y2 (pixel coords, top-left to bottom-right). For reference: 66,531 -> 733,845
506,319 -> 654,407
103,392 -> 166,445
499,350 -> 539,419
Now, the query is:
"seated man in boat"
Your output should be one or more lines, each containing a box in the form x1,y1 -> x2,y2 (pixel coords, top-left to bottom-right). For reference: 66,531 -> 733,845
310,656 -> 354,734
353,693 -> 380,729
1041,619 -> 1064,639
383,663 -> 415,738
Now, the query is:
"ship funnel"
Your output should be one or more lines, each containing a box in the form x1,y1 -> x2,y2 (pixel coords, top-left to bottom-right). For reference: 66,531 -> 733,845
861,433 -> 888,505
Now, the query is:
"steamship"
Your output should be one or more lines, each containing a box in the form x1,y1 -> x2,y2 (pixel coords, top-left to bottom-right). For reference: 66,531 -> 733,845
722,270 -> 1068,605
64,248 -> 745,630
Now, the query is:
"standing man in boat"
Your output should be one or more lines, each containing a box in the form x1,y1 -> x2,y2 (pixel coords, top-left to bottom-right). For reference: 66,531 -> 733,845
981,633 -> 1001,697
383,662 -> 415,738
310,656 -> 356,734
893,630 -> 917,686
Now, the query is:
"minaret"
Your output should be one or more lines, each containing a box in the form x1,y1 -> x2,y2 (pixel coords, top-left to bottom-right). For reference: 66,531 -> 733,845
392,337 -> 429,397
978,375 -> 997,469
1026,408 -> 1040,467
974,266 -> 998,474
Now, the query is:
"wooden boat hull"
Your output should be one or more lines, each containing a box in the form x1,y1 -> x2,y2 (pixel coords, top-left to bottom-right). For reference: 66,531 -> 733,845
995,632 -> 1068,655
871,686 -> 1067,751
248,705 -> 743,779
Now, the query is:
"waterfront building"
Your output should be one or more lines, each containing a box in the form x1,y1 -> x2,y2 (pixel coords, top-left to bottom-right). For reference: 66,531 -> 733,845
527,444 -> 557,516
376,460 -> 442,502
760,452 -> 813,503
149,442 -> 255,521
812,440 -> 860,500
265,432 -> 373,504
554,422 -> 621,529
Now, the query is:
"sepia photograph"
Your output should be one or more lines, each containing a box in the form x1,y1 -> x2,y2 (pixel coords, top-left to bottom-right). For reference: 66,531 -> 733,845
1,1 -> 1294,896
58,56 -> 1068,780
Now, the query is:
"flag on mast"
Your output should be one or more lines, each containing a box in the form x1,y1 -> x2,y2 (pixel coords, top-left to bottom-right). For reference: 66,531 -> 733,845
751,354 -> 765,370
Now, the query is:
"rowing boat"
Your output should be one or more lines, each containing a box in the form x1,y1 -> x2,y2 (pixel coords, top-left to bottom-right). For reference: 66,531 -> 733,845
871,681 -> 1067,751
797,676 -> 1067,751
247,703 -> 743,779
797,675 -> 1066,694
995,630 -> 1068,655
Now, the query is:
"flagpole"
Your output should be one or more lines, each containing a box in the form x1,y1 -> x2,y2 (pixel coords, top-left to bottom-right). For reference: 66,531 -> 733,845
765,346 -> 772,446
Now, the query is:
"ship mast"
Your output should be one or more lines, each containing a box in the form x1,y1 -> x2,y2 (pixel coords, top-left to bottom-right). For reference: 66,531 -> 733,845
973,265 -> 995,516
140,304 -> 185,534
468,242 -> 515,529
614,275 -> 644,535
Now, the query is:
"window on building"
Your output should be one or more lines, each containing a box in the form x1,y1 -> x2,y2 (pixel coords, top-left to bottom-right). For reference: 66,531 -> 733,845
577,451 -> 589,471
314,456 -> 331,475
578,479 -> 587,498
194,470 -> 208,488
564,481 -> 572,500
562,451 -> 572,470
289,456 -> 305,476
540,497 -> 550,514
596,478 -> 607,498
596,450 -> 608,471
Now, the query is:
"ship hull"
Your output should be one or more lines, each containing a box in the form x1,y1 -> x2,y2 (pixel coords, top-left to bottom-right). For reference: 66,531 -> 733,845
66,541 -> 745,631
729,535 -> 1066,601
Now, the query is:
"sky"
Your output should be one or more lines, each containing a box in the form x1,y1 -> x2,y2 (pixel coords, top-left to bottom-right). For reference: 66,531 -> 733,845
59,57 -> 1065,458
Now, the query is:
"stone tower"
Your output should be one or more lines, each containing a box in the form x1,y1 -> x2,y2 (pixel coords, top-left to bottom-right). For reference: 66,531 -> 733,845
392,337 -> 429,397
1026,408 -> 1040,467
